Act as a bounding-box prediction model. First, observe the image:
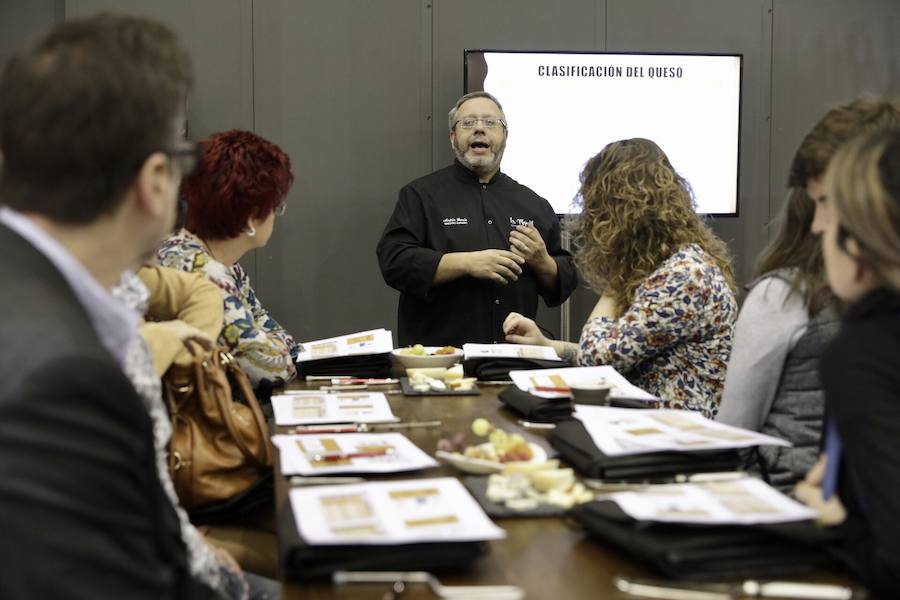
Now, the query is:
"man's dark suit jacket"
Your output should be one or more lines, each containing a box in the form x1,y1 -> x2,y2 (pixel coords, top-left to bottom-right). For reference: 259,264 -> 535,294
0,223 -> 214,598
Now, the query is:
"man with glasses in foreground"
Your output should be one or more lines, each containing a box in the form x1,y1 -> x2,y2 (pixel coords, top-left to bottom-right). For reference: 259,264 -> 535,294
377,92 -> 577,347
0,13 -> 221,597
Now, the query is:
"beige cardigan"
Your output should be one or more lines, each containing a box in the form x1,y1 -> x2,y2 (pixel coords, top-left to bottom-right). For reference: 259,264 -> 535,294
137,265 -> 224,376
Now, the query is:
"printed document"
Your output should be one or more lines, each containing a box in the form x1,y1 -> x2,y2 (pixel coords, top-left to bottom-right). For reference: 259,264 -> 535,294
272,392 -> 397,426
599,477 -> 818,524
273,432 -> 438,475
290,477 -> 506,545
574,405 -> 791,456
296,328 -> 393,362
510,365 -> 657,401
462,343 -> 560,361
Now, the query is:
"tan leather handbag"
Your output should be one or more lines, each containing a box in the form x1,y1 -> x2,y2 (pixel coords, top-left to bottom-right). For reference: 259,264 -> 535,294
163,341 -> 273,510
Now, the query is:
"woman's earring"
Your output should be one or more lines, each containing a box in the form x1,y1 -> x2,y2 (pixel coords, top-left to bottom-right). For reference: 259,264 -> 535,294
245,223 -> 256,237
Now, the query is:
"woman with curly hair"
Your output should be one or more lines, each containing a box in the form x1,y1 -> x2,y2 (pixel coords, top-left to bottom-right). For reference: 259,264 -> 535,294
158,129 -> 299,387
504,138 -> 737,416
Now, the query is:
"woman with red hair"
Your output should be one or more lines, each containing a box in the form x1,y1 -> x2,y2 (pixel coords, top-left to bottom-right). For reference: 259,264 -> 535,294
158,129 -> 299,386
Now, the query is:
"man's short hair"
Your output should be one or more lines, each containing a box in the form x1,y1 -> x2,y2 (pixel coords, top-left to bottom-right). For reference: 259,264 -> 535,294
0,12 -> 193,224
448,91 -> 505,132
788,97 -> 900,188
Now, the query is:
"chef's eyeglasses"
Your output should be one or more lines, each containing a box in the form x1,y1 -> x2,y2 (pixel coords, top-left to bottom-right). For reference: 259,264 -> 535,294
453,117 -> 506,130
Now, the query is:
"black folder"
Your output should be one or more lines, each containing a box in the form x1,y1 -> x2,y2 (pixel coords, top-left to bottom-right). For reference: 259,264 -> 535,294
499,387 -> 655,422
278,496 -> 487,580
498,386 -> 574,422
570,499 -> 836,580
296,352 -> 393,379
462,357 -> 568,381
549,419 -> 742,480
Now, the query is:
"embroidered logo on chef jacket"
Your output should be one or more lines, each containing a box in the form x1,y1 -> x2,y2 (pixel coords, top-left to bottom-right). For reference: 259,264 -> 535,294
442,217 -> 469,226
509,217 -> 535,228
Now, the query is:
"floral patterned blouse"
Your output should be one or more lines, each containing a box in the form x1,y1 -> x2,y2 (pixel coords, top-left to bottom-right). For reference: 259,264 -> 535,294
158,229 -> 298,386
578,244 -> 737,417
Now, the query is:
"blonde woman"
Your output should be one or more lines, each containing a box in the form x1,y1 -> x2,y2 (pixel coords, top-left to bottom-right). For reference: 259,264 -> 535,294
795,127 -> 900,597
505,138 -> 737,417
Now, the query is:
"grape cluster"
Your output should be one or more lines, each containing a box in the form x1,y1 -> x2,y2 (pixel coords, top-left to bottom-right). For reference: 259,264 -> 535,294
437,419 -> 534,463
471,419 -> 533,462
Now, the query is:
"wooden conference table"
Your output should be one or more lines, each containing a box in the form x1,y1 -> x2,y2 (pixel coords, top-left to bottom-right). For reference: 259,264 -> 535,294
275,382 -> 854,600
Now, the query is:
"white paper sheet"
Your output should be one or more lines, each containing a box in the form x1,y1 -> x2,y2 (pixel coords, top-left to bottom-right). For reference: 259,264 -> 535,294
296,328 -> 393,362
599,477 -> 818,524
271,392 -> 398,425
510,365 -> 657,401
462,343 -> 561,361
273,432 -> 438,475
289,477 -> 506,545
574,405 -> 791,456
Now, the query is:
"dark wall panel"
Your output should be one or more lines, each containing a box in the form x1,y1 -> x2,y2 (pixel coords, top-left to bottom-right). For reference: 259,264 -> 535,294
770,0 -> 900,210
67,0 -> 254,138
0,0 -> 63,67
253,1 -> 430,342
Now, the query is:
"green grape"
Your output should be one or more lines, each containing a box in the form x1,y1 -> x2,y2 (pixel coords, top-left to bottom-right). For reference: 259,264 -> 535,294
471,418 -> 493,437
489,429 -> 509,451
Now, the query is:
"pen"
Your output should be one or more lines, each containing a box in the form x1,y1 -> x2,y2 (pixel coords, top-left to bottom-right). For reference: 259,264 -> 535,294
675,471 -> 747,483
294,424 -> 359,434
331,378 -> 398,385
294,421 -> 441,434
518,420 -> 557,430
584,471 -> 749,491
373,420 -> 441,431
307,448 -> 394,462
290,476 -> 367,486
320,384 -> 370,391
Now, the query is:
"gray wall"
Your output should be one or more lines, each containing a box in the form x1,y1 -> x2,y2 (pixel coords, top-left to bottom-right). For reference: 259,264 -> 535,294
1,0 -> 898,344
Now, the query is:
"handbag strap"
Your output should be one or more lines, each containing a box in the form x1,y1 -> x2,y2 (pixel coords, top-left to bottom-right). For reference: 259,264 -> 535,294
220,350 -> 273,466
184,340 -> 272,468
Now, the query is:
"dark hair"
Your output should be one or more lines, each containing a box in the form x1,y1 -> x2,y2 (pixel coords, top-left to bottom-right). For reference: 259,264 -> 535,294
181,129 -> 293,240
0,13 -> 192,224
754,188 -> 839,316
788,97 -> 900,188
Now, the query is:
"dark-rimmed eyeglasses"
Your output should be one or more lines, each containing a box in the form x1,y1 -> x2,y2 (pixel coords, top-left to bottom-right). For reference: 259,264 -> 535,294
165,142 -> 200,176
453,117 -> 506,130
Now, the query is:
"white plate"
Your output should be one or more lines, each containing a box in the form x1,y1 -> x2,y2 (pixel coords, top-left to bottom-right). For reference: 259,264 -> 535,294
435,443 -> 548,475
392,346 -> 463,369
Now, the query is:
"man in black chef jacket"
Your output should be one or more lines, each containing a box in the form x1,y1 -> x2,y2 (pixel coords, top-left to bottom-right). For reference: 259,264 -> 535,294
377,91 -> 577,347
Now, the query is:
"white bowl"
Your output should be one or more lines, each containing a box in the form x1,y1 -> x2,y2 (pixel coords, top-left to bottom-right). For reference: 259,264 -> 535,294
435,443 -> 548,475
392,346 -> 462,369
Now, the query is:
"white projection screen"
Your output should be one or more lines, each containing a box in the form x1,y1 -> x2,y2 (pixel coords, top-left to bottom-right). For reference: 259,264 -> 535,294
465,51 -> 743,216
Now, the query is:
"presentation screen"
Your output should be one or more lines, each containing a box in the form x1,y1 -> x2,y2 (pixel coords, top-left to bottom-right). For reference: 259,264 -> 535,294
465,50 -> 742,216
